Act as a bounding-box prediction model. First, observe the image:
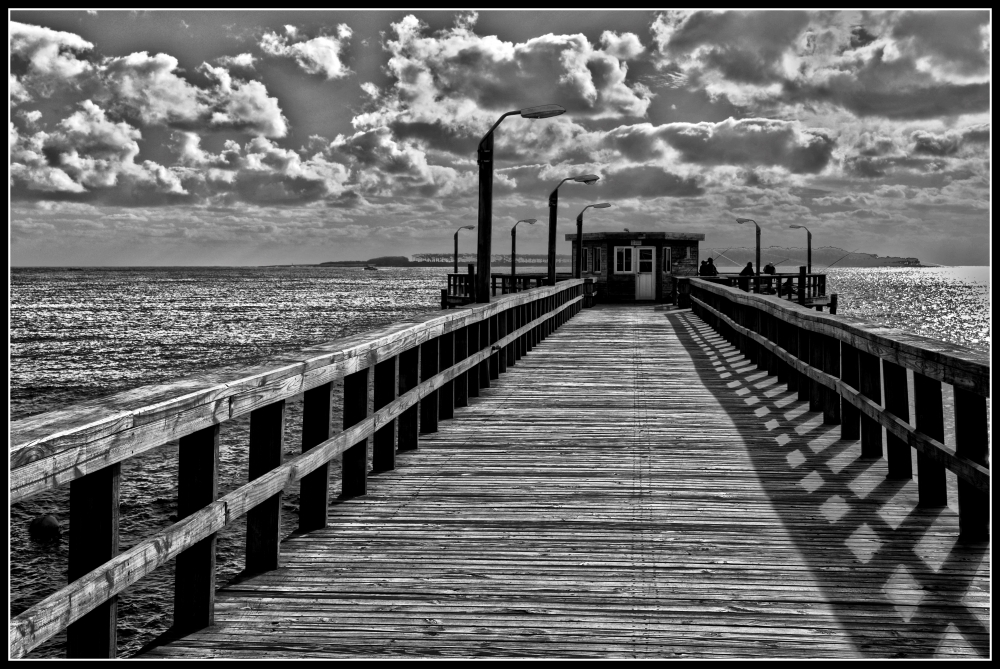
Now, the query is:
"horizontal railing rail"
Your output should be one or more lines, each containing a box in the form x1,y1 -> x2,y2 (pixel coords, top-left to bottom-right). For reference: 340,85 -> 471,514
701,269 -> 829,307
490,272 -> 573,295
10,279 -> 588,658
689,278 -> 989,544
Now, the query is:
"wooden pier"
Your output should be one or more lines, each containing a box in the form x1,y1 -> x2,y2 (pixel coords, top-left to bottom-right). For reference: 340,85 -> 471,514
9,279 -> 990,659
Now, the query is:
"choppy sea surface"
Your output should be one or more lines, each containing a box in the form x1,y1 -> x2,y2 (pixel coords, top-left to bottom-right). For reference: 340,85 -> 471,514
9,265 -> 990,657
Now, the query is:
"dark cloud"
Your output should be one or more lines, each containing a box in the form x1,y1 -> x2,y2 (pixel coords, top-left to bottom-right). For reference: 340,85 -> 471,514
600,165 -> 704,198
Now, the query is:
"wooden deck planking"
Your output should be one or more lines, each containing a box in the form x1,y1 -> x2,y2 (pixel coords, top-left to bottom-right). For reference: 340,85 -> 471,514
142,305 -> 989,659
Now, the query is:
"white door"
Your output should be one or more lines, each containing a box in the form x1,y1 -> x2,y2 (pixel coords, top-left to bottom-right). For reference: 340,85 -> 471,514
635,246 -> 655,300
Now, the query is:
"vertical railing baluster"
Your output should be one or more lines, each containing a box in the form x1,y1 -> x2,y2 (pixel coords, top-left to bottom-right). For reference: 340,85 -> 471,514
419,337 -> 439,434
882,361 -> 912,479
246,400 -> 285,572
954,387 -> 989,542
498,310 -> 508,374
489,314 -> 500,380
397,346 -> 419,451
372,357 -> 397,472
174,424 -> 220,634
299,383 -> 332,532
821,333 -> 841,425
342,369 -> 369,498
454,325 -> 469,408
468,320 -> 481,398
439,330 -> 455,421
858,351 -> 883,458
840,342 -> 861,441
67,463 -> 120,658
914,372 -> 947,507
478,314 -> 491,390
796,327 -> 810,403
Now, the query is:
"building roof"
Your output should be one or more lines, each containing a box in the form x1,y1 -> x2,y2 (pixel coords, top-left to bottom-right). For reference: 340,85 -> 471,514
563,231 -> 706,241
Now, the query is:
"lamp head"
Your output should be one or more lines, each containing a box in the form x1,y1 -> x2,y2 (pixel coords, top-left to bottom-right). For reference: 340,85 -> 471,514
736,218 -> 754,224
591,202 -> 611,209
519,104 -> 566,119
522,218 -> 537,224
789,224 -> 804,229
461,225 -> 475,230
573,174 -> 600,185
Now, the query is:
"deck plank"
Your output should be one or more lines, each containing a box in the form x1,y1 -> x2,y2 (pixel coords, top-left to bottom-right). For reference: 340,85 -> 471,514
142,305 -> 990,659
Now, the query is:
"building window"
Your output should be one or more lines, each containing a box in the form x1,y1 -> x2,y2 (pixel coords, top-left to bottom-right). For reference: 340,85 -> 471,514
614,246 -> 634,274
583,247 -> 591,272
593,246 -> 602,273
663,249 -> 672,273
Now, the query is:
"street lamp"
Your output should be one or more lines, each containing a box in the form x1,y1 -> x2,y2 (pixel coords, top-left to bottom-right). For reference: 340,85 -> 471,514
575,203 -> 611,279
454,225 -> 475,274
789,225 -> 812,274
477,104 -> 566,302
548,173 -> 600,286
511,218 -> 536,281
736,218 -> 761,293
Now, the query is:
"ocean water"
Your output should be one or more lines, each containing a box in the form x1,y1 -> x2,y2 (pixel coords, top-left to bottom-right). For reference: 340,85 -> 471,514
9,265 -> 990,657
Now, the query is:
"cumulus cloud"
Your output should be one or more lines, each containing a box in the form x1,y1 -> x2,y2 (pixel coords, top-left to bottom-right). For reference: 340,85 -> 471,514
650,10 -> 990,119
216,52 -> 257,70
10,100 -> 187,199
201,64 -> 289,137
599,31 -> 645,60
260,24 -> 353,79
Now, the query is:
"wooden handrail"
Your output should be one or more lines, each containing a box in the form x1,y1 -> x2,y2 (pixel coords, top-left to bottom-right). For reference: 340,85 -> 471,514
9,280 -> 586,658
688,277 -> 989,544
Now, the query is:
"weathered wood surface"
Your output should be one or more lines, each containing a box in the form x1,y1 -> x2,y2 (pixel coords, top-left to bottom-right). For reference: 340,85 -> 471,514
142,305 -> 989,659
9,281 -> 585,503
690,279 -> 989,396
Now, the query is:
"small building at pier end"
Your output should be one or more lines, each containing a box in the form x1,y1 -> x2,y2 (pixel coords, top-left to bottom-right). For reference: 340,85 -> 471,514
566,231 -> 705,303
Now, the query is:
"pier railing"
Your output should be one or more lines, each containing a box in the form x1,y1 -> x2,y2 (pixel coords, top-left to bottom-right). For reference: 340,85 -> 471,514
701,269 -> 832,310
9,279 -> 587,658
689,278 -> 989,542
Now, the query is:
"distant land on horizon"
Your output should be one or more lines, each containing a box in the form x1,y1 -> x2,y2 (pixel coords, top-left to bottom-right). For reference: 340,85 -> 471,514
312,248 -> 929,269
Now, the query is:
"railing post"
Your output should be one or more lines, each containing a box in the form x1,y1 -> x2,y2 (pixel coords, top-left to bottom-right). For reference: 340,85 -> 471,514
914,372 -> 947,507
246,400 -> 285,573
829,293 -> 838,315
858,351 -> 883,458
454,325 -> 469,408
584,278 -> 594,307
504,308 -> 514,368
397,346 -> 419,451
786,323 -> 799,394
796,327 -> 810,403
489,314 -> 500,380
954,387 -> 989,542
513,304 -> 523,361
478,315 -> 491,390
67,463 -> 120,658
881,361 -> 912,480
173,424 -> 220,635
372,357 -> 397,472
441,287 -> 448,310
439,330 -> 455,421
342,369 -> 369,499
497,311 -> 508,374
299,382 -> 333,531
840,343 -> 861,440
420,337 -> 439,434
820,333 -> 841,425
468,320 -> 481,398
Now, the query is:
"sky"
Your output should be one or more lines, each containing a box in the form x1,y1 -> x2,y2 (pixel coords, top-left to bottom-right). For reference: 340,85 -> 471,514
8,9 -> 992,266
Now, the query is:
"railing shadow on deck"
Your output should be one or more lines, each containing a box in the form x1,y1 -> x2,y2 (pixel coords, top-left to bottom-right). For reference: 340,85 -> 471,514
665,310 -> 989,658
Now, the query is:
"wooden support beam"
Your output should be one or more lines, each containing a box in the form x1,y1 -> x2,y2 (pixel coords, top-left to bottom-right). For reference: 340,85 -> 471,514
372,357 -> 396,472
454,325 -> 469,408
342,369 -> 369,498
914,372 -> 947,507
420,338 -> 439,433
821,333 -> 841,425
840,343 -> 861,441
858,351 -> 883,458
67,463 -> 120,658
397,347 -> 419,452
467,321 -> 481,399
245,400 -> 285,574
298,383 -> 332,532
882,361 -> 912,480
478,317 -> 491,390
438,331 -> 455,421
955,387 -> 989,542
489,314 -> 500,380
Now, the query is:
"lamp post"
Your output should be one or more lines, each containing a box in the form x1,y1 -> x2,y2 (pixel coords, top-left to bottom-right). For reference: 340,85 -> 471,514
575,203 -> 611,279
454,225 -> 475,274
548,173 -> 600,286
477,104 -> 565,303
789,224 -> 812,274
736,218 -> 761,293
511,218 -> 536,281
